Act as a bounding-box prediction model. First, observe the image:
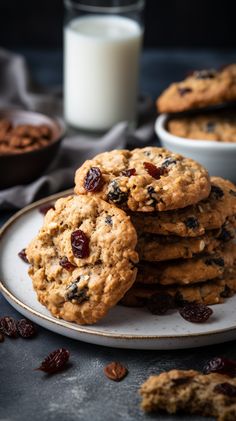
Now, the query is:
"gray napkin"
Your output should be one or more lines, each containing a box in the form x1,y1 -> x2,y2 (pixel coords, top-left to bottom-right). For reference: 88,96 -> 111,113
0,48 -> 155,209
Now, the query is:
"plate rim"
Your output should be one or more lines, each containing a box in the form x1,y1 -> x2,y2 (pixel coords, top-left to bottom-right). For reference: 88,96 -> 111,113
1,190 -> 236,342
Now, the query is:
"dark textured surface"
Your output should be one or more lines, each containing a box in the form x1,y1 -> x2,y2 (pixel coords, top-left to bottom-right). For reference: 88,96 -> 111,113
1,49 -> 236,421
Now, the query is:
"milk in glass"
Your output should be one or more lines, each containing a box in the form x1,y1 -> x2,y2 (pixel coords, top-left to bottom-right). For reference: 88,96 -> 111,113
64,15 -> 143,131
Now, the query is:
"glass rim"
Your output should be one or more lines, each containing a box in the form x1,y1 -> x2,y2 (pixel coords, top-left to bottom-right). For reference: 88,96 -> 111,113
64,0 -> 145,14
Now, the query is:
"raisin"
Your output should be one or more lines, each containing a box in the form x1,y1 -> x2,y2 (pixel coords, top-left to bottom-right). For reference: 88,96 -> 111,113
147,186 -> 155,194
147,293 -> 174,315
105,215 -> 113,226
229,189 -> 236,197
211,185 -> 224,199
203,356 -> 236,377
36,348 -> 70,374
193,69 -> 216,79
161,157 -> 176,168
107,181 -> 128,204
0,316 -> 18,337
179,303 -> 213,323
59,256 -> 76,271
205,257 -> 224,267
178,87 -> 192,96
18,248 -> 29,263
185,217 -> 199,229
144,162 -> 168,179
218,228 -> 233,242
39,204 -> 55,215
104,362 -> 128,381
121,168 -> 136,177
84,167 -> 103,192
17,319 -> 37,338
220,285 -> 232,298
66,282 -> 89,303
0,333 -> 4,342
205,121 -> 215,132
71,229 -> 89,259
147,186 -> 158,206
214,382 -> 236,397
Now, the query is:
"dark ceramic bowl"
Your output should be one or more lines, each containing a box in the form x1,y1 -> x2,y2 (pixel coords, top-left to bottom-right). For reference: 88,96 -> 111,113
0,109 -> 65,190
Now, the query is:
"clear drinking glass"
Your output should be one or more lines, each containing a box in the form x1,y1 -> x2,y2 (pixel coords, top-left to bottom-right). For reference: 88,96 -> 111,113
64,0 -> 145,132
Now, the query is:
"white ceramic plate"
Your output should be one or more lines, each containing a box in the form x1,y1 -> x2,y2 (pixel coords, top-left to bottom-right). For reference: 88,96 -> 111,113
1,191 -> 236,350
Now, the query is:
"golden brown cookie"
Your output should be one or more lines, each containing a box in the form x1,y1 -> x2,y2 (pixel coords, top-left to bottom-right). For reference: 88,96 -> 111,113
27,195 -> 138,325
136,242 -> 236,286
74,147 -> 210,212
157,67 -> 236,114
168,112 -> 236,142
121,268 -> 236,307
140,369 -> 236,420
131,177 -> 236,237
137,220 -> 235,262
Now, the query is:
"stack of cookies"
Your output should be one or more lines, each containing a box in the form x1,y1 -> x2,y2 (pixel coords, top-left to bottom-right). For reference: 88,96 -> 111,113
122,176 -> 236,309
27,147 -> 236,324
157,64 -> 236,142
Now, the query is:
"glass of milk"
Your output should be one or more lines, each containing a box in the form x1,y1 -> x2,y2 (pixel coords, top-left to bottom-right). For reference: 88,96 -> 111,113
64,0 -> 144,131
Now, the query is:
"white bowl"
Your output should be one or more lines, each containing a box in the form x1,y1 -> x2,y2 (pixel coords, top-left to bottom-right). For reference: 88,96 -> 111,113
155,114 -> 236,183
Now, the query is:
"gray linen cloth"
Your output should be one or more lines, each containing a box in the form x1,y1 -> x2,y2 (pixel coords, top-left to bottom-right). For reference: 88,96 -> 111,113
0,48 -> 155,209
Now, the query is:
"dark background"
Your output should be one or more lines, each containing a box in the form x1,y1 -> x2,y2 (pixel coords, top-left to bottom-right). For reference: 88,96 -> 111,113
0,0 -> 235,49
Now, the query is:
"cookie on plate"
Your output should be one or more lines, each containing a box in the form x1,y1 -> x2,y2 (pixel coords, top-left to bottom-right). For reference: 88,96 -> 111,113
26,195 -> 139,325
136,242 -> 236,286
140,369 -> 236,420
131,177 -> 236,237
168,112 -> 236,142
137,220 -> 235,262
74,147 -> 210,212
157,67 -> 236,114
121,268 -> 236,307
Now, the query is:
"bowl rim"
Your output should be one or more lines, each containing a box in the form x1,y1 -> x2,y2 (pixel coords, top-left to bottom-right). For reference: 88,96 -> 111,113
0,108 -> 66,158
155,114 -> 236,150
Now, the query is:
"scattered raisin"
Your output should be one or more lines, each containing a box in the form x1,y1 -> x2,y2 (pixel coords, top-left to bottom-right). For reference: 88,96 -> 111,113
84,167 -> 103,192
178,87 -> 192,96
0,316 -> 18,338
147,293 -> 174,315
39,204 -> 55,215
193,69 -> 217,79
17,319 -> 37,338
105,215 -> 113,226
107,181 -> 128,204
203,357 -> 236,377
211,185 -> 224,199
104,362 -> 128,381
205,121 -> 215,132
71,230 -> 90,259
18,248 -> 29,263
185,217 -> 199,229
121,168 -> 136,177
0,333 -> 4,342
229,189 -> 236,197
144,162 -> 167,179
205,257 -> 224,267
36,348 -> 70,374
214,382 -> 236,397
161,157 -> 176,168
59,256 -> 76,271
66,282 -> 89,303
179,303 -> 213,323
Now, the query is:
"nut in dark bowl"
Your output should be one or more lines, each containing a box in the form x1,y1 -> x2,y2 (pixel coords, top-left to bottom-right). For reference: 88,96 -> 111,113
0,109 -> 65,189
